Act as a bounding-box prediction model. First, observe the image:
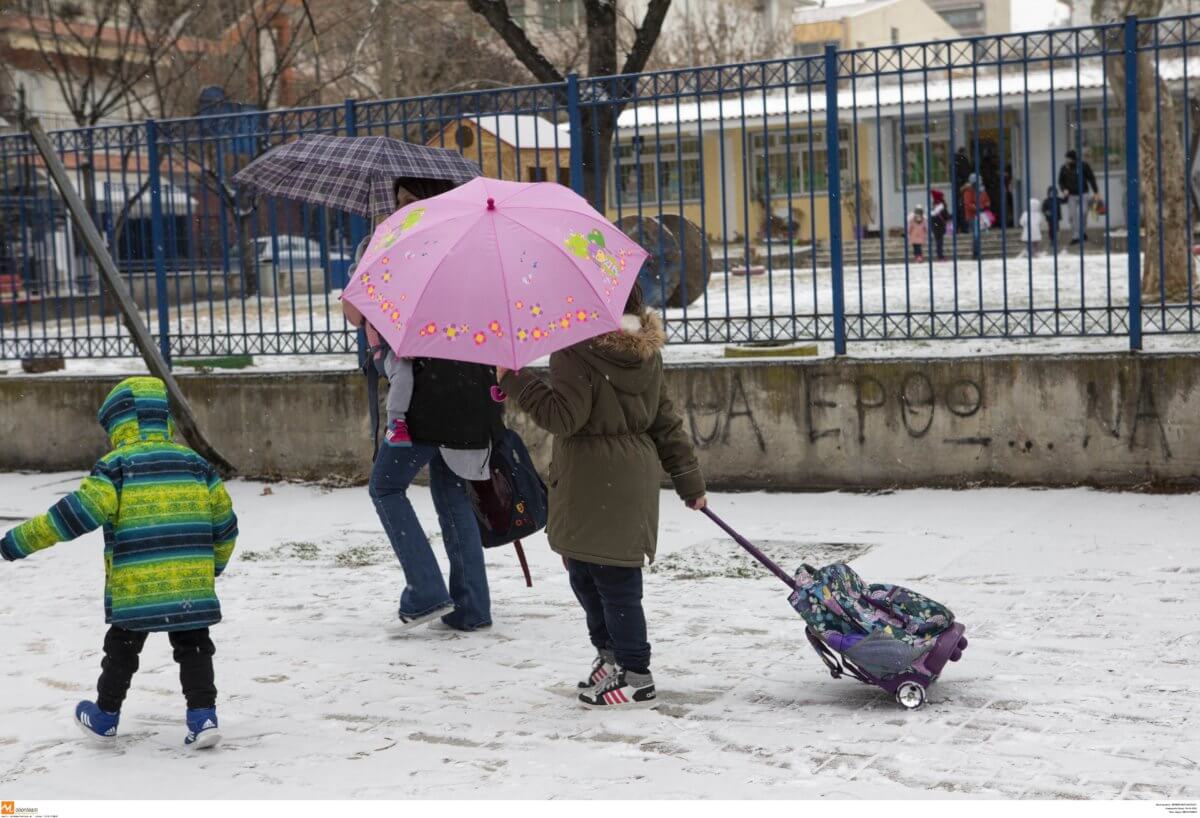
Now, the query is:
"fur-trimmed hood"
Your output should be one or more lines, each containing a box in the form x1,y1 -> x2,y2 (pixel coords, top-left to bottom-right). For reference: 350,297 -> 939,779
577,310 -> 666,395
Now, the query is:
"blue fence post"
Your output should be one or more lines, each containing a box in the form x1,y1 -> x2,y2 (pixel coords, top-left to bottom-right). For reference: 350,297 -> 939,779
1124,15 -> 1142,351
566,74 -> 585,195
344,98 -> 370,364
824,45 -> 847,356
146,119 -> 172,367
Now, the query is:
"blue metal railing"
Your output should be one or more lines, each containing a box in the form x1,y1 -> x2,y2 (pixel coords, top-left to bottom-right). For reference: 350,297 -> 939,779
2,13 -> 1199,363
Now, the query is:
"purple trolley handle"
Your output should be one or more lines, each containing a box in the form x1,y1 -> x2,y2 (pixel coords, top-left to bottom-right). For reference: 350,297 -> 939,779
702,507 -> 798,590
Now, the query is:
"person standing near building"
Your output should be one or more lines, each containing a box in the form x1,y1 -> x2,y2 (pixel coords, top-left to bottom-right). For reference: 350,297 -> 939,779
1058,149 -> 1099,245
953,147 -> 972,232
961,173 -> 990,261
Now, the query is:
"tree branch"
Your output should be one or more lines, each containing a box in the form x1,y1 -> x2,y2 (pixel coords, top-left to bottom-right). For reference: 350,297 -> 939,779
465,0 -> 564,85
622,0 -> 672,76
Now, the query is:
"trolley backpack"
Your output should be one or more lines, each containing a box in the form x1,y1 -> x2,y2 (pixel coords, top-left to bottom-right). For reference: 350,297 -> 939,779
703,509 -> 968,709
466,428 -> 548,587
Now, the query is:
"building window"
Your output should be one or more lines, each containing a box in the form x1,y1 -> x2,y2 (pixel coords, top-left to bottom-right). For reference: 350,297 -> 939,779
613,136 -> 704,205
894,120 -> 953,189
1068,104 -> 1124,171
527,167 -> 548,182
750,127 -> 850,198
891,27 -> 900,44
793,39 -> 839,58
938,5 -> 985,31
537,0 -> 581,30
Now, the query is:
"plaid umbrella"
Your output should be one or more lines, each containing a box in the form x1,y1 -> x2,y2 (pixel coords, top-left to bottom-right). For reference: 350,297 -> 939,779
232,134 -> 481,218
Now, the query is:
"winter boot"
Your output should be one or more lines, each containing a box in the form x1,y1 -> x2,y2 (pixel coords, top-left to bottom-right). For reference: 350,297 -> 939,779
74,700 -> 119,744
577,649 -> 617,689
578,667 -> 657,709
184,707 -> 221,749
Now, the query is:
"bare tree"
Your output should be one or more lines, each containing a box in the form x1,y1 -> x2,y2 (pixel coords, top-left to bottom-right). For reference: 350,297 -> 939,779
326,0 -> 533,101
14,0 -> 203,127
648,0 -> 791,70
466,0 -> 673,209
1095,0 -> 1190,301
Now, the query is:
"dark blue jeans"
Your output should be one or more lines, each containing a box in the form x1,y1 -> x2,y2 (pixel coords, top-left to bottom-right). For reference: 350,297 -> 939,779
369,444 -> 492,630
566,558 -> 650,673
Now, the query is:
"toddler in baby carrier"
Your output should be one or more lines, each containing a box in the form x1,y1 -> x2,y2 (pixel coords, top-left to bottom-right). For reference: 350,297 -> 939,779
789,563 -> 968,709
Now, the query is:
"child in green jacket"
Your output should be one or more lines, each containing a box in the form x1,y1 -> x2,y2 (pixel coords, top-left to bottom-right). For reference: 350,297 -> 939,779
1,377 -> 237,749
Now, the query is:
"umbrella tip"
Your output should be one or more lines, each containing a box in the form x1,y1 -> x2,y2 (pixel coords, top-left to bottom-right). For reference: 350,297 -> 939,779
486,197 -> 495,210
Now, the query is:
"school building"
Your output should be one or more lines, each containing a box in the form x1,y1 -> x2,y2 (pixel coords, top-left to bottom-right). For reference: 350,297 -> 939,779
597,56 -> 1195,244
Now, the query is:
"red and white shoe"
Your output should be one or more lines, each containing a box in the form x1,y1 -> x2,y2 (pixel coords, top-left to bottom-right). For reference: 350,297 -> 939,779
577,651 -> 617,689
578,668 -> 657,709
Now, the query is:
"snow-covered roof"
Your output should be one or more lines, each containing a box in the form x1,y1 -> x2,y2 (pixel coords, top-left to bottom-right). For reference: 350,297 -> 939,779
614,57 -> 1199,130
474,115 -> 569,150
792,0 -> 904,24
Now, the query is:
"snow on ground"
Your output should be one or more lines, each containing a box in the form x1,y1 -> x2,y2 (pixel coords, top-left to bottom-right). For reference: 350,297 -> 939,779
3,252 -> 1187,372
1,474 -> 1198,799
5,252 -> 1200,377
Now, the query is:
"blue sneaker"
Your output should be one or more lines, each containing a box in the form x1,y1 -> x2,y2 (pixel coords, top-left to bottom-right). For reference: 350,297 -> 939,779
74,701 -> 119,744
184,707 -> 221,749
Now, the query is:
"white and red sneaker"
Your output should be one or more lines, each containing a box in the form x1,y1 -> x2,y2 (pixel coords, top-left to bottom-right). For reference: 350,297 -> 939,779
577,651 -> 617,689
578,668 -> 657,709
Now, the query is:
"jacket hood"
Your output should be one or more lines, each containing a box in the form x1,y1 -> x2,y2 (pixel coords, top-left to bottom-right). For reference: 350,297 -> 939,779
579,311 -> 666,394
98,376 -> 175,447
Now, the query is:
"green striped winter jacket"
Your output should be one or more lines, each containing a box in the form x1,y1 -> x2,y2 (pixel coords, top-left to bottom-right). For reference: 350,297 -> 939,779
0,377 -> 238,632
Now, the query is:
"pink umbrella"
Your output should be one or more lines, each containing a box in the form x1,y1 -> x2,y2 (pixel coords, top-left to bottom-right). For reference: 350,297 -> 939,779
340,177 -> 648,370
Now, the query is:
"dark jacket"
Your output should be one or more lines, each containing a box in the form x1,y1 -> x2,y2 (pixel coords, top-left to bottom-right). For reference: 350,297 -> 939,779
1042,194 -> 1065,228
407,358 -> 504,449
953,151 -> 971,187
1059,160 -> 1098,196
500,312 -> 705,568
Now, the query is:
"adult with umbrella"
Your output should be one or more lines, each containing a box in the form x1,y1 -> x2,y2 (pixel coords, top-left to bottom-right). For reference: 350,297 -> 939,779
237,136 -> 500,633
340,177 -> 661,650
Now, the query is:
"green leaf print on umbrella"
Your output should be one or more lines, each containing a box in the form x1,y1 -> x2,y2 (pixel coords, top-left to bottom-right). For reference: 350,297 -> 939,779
565,231 -> 591,258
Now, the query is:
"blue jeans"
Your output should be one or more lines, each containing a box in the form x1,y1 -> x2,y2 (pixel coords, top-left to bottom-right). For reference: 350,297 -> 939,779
369,444 -> 492,630
566,558 -> 650,673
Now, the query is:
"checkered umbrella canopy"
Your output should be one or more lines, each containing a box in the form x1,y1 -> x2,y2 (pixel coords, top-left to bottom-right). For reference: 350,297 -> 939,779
232,134 -> 482,217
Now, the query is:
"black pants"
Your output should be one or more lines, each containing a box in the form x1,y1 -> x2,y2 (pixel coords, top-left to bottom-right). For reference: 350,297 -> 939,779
566,558 -> 650,674
96,625 -> 217,713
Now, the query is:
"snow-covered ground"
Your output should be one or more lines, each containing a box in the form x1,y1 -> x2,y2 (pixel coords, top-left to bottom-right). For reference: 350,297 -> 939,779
1,475 -> 1197,799
4,253 -> 1200,377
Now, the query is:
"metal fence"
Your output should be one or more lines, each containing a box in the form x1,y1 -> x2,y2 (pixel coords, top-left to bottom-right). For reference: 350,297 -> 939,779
2,13 -> 1198,363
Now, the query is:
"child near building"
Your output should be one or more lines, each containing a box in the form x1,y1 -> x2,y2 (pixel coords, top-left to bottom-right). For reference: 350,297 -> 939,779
907,206 -> 929,263
1020,196 -> 1044,257
1,377 -> 238,749
1042,186 -> 1066,255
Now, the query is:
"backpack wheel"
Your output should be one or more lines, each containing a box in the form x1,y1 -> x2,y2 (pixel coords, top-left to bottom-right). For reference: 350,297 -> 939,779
895,681 -> 926,710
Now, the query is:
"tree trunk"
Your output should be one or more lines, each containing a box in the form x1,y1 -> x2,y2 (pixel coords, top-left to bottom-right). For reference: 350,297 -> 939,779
578,106 -> 615,213
1098,1 -> 1191,302
1104,46 -> 1191,301
376,0 -> 396,99
237,209 -> 258,298
1136,61 -> 1191,302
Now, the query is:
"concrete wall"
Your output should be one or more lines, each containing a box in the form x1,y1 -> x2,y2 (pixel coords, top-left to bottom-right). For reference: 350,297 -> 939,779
2,354 -> 1198,489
